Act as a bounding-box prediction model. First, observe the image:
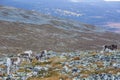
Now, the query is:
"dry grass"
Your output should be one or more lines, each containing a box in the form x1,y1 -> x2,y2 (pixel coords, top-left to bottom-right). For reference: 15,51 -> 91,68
73,57 -> 80,60
104,52 -> 113,56
80,70 -> 92,75
20,61 -> 30,67
90,52 -> 98,56
28,77 -> 59,80
17,68 -> 32,73
0,64 -> 6,69
94,61 -> 104,68
78,65 -> 85,69
28,75 -> 71,80
80,74 -> 89,78
28,71 -> 61,80
48,57 -> 65,68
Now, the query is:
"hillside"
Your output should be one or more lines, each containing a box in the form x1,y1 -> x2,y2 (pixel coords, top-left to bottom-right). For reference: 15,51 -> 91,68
0,6 -> 120,53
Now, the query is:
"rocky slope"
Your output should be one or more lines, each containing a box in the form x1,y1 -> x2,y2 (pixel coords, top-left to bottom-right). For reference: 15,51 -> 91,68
0,5 -> 120,53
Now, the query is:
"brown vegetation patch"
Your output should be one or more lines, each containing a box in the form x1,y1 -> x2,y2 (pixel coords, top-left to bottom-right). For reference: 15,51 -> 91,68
0,20 -> 120,54
73,57 -> 80,60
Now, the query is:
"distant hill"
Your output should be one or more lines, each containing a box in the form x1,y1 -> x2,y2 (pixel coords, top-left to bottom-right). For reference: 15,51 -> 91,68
0,1 -> 120,32
0,6 -> 120,53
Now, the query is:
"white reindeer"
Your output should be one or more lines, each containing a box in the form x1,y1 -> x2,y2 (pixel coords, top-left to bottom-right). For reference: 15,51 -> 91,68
24,50 -> 33,58
6,57 -> 12,75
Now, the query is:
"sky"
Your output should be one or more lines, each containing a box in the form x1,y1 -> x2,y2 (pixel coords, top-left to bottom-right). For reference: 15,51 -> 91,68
69,0 -> 120,2
104,0 -> 120,1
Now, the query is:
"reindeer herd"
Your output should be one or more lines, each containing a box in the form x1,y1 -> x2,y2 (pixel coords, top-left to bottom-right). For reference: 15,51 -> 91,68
0,44 -> 119,80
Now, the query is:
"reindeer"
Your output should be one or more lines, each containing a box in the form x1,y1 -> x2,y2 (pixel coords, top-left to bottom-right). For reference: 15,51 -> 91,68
104,44 -> 117,52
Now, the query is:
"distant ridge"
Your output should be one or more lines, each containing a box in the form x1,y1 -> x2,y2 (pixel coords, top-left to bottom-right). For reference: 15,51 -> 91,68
0,5 -> 120,53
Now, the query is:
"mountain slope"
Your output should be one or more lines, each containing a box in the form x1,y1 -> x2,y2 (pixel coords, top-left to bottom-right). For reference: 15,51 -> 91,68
0,6 -> 120,53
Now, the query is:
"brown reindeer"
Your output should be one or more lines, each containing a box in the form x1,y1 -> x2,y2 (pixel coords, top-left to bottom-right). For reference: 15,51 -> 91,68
104,44 -> 117,51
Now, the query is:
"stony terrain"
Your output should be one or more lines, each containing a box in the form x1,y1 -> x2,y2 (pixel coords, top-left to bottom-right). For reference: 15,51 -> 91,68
0,50 -> 120,80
